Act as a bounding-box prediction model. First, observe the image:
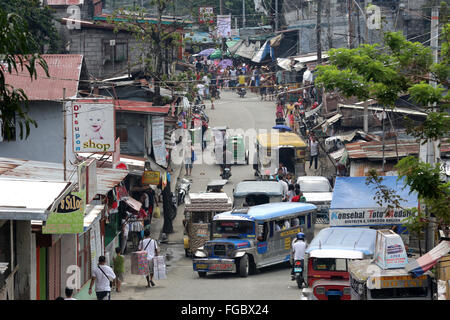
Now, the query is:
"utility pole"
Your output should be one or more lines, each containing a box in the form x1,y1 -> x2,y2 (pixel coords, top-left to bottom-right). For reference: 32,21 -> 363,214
347,0 -> 354,48
317,0 -> 322,64
422,3 -> 440,252
220,0 -> 226,52
63,88 -> 67,181
242,0 -> 245,29
275,0 -> 279,31
326,0 -> 333,49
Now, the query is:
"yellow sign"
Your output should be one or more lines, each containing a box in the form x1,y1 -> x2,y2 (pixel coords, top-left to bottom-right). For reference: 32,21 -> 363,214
280,227 -> 301,238
142,170 -> 160,185
284,237 -> 291,250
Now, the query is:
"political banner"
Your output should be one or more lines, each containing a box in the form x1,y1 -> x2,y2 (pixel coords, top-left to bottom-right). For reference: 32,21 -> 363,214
72,100 -> 115,153
151,116 -> 167,167
217,15 -> 231,38
329,208 -> 415,227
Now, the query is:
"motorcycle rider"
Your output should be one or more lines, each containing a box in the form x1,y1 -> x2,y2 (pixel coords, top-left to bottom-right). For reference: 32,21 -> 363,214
220,148 -> 233,178
291,232 -> 306,281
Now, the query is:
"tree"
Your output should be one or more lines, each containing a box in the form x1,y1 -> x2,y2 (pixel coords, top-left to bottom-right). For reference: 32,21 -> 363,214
0,10 -> 49,141
0,0 -> 60,53
316,24 -> 450,240
108,1 -> 187,105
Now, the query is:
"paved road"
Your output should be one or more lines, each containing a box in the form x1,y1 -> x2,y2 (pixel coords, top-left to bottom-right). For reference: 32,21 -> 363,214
113,90 -> 312,300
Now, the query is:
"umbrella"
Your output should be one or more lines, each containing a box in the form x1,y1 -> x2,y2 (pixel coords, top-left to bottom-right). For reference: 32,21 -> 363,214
272,125 -> 292,132
209,49 -> 222,59
218,59 -> 233,68
198,48 -> 215,56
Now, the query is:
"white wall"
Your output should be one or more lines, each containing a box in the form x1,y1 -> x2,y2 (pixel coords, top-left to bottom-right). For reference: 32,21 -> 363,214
60,234 -> 78,294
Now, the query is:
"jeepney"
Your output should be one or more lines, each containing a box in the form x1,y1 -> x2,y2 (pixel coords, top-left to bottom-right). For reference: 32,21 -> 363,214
193,202 -> 317,278
253,131 -> 307,178
349,259 -> 435,300
233,180 -> 283,208
183,193 -> 232,257
304,227 -> 377,300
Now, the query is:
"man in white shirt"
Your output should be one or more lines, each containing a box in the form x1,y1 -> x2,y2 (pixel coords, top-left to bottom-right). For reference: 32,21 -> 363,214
203,75 -> 210,97
277,172 -> 289,200
64,287 -> 77,300
291,233 -> 306,280
197,83 -> 205,101
89,256 -> 116,300
139,229 -> 159,287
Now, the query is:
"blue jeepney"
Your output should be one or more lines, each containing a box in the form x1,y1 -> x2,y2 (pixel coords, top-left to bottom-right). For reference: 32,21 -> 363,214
192,202 -> 317,278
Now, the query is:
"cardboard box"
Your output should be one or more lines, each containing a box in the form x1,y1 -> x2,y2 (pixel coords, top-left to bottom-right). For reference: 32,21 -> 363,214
130,251 -> 149,275
153,256 -> 166,280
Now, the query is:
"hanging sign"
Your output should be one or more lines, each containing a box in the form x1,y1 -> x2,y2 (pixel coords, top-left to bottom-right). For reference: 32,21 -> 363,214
72,100 -> 115,153
142,170 -> 160,185
152,116 -> 167,167
43,189 -> 86,234
217,15 -> 231,38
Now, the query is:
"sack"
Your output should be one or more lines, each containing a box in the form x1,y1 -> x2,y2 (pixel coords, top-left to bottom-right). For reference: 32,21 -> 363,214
153,207 -> 161,219
153,256 -> 166,280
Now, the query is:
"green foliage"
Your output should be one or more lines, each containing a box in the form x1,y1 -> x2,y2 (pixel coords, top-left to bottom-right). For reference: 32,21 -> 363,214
0,10 -> 49,141
0,0 -> 60,53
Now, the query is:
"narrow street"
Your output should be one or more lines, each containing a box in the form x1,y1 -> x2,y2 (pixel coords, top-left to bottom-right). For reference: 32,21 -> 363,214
112,90 -> 314,300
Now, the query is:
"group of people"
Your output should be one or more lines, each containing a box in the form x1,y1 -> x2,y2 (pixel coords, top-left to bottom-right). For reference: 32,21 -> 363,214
82,228 -> 160,300
192,56 -> 287,104
272,162 -> 307,202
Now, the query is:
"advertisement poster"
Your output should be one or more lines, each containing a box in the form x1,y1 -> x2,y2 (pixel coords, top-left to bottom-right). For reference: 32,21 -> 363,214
374,230 -> 408,269
72,100 -> 115,153
42,189 -> 86,234
199,6 -> 213,23
329,208 -> 415,227
217,15 -> 231,38
142,170 -> 161,185
151,116 -> 167,167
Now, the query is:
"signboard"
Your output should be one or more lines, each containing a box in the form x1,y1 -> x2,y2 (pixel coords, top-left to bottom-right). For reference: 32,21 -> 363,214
217,15 -> 231,38
329,208 -> 415,227
151,116 -> 167,167
42,189 -> 86,234
142,170 -> 160,185
373,230 -> 408,269
199,6 -> 214,24
78,159 -> 97,204
112,138 -> 120,167
368,275 -> 427,289
72,100 -> 115,153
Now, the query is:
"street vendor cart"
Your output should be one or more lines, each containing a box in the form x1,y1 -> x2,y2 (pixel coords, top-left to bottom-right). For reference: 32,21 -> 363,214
183,192 -> 232,257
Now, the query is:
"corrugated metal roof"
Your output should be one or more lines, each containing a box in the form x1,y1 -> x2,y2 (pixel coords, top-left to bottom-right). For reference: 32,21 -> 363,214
46,0 -> 84,5
0,157 -> 128,196
346,140 -> 450,160
4,54 -> 83,101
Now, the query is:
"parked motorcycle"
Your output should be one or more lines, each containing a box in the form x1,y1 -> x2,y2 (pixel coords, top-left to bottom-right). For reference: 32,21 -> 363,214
220,167 -> 232,180
177,178 -> 191,205
237,87 -> 246,98
293,260 -> 305,289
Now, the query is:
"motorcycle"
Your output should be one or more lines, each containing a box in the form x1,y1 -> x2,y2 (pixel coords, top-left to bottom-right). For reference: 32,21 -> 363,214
176,178 -> 191,205
293,260 -> 305,289
220,167 -> 232,180
237,87 -> 246,98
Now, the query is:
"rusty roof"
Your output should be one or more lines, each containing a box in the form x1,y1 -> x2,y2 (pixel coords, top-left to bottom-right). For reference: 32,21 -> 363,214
0,157 -> 128,196
4,54 -> 83,101
346,139 -> 450,160
46,0 -> 84,5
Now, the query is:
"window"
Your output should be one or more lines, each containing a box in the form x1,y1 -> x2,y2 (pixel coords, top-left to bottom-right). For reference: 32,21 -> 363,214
213,220 -> 254,235
77,231 -> 91,286
312,258 -> 348,272
103,40 -> 128,64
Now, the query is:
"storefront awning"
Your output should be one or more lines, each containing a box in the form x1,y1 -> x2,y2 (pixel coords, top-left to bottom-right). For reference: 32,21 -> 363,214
0,179 -> 70,221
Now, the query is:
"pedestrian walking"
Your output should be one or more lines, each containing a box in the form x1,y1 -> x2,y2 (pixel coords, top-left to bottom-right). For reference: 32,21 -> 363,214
89,256 -> 116,300
64,287 -> 77,300
112,247 -> 124,292
309,136 -> 319,170
121,217 -> 130,254
138,229 -> 160,288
